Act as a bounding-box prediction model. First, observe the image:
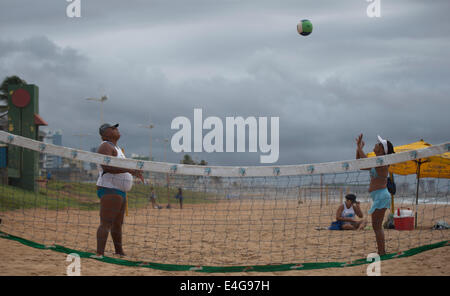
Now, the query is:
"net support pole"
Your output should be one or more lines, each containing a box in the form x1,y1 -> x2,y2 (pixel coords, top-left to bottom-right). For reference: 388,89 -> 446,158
320,174 -> 323,208
303,187 -> 306,203
166,173 -> 171,208
298,187 -> 302,205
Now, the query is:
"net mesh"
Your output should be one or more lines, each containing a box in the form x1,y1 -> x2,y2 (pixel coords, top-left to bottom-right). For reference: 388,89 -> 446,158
0,131 -> 449,269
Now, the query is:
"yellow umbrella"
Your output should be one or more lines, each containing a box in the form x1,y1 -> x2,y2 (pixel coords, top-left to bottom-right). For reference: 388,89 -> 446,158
383,140 -> 450,178
368,139 -> 450,177
368,139 -> 450,228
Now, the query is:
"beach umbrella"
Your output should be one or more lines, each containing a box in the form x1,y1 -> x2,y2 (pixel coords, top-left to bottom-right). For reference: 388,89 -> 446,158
383,140 -> 450,178
368,140 -> 450,228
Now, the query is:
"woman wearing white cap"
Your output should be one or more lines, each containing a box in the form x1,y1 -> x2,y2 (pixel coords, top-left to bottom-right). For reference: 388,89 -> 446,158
95,123 -> 144,258
355,134 -> 395,256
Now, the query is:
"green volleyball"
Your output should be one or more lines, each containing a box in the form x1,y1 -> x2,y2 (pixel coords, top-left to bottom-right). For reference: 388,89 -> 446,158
297,19 -> 313,36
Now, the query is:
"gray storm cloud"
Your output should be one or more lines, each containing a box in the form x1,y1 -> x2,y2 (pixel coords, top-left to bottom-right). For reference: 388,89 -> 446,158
0,0 -> 449,165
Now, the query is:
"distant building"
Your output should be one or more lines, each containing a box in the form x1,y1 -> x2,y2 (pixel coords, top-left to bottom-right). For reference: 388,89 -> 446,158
43,130 -> 63,169
38,130 -> 47,173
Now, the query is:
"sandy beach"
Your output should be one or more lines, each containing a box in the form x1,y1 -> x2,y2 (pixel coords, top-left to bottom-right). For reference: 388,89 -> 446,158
1,199 -> 449,275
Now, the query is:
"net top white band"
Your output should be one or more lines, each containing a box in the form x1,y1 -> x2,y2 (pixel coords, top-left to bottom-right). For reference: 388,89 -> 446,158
1,131 -> 448,178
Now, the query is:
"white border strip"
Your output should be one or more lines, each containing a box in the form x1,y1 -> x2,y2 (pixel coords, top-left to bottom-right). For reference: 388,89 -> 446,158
1,131 -> 448,178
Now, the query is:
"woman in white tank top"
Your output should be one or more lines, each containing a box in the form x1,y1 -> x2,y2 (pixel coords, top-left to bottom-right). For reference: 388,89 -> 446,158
95,123 -> 144,258
336,194 -> 367,230
96,141 -> 133,192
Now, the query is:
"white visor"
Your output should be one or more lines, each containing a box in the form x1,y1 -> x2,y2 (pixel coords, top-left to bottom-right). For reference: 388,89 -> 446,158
377,135 -> 388,154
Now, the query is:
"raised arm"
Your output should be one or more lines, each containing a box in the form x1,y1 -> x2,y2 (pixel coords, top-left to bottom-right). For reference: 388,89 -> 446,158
355,134 -> 367,159
352,202 -> 364,218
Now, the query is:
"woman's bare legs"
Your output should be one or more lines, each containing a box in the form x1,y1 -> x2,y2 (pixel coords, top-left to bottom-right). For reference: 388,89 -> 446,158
111,197 -> 126,256
96,194 -> 125,256
341,224 -> 356,230
371,208 -> 387,255
341,219 -> 367,231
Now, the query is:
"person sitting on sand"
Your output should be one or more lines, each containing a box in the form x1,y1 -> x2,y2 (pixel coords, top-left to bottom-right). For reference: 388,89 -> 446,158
336,194 -> 367,230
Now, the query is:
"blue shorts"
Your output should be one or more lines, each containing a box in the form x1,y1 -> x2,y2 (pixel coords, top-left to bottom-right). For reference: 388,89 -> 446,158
97,187 -> 127,202
369,188 -> 391,214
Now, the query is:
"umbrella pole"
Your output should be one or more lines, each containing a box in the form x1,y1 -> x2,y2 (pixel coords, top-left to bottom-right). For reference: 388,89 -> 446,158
415,161 -> 422,229
390,172 -> 395,213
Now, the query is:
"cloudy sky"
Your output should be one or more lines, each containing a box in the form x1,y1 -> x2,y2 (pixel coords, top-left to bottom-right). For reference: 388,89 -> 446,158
1,0 -> 449,166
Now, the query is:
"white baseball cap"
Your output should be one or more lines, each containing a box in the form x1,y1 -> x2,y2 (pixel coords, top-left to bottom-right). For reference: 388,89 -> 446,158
377,135 -> 388,154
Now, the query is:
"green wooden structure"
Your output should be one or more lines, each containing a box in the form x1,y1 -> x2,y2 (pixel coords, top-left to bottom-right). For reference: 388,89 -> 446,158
7,84 -> 47,192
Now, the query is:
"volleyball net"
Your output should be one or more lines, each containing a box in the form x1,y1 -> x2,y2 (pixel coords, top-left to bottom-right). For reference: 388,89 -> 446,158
0,130 -> 449,272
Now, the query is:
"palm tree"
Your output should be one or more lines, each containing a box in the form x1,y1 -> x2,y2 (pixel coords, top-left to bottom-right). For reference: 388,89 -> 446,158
181,154 -> 196,165
0,75 -> 27,110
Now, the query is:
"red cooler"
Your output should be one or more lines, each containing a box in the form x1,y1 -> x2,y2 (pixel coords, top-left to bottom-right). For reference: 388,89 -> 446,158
394,208 -> 415,231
